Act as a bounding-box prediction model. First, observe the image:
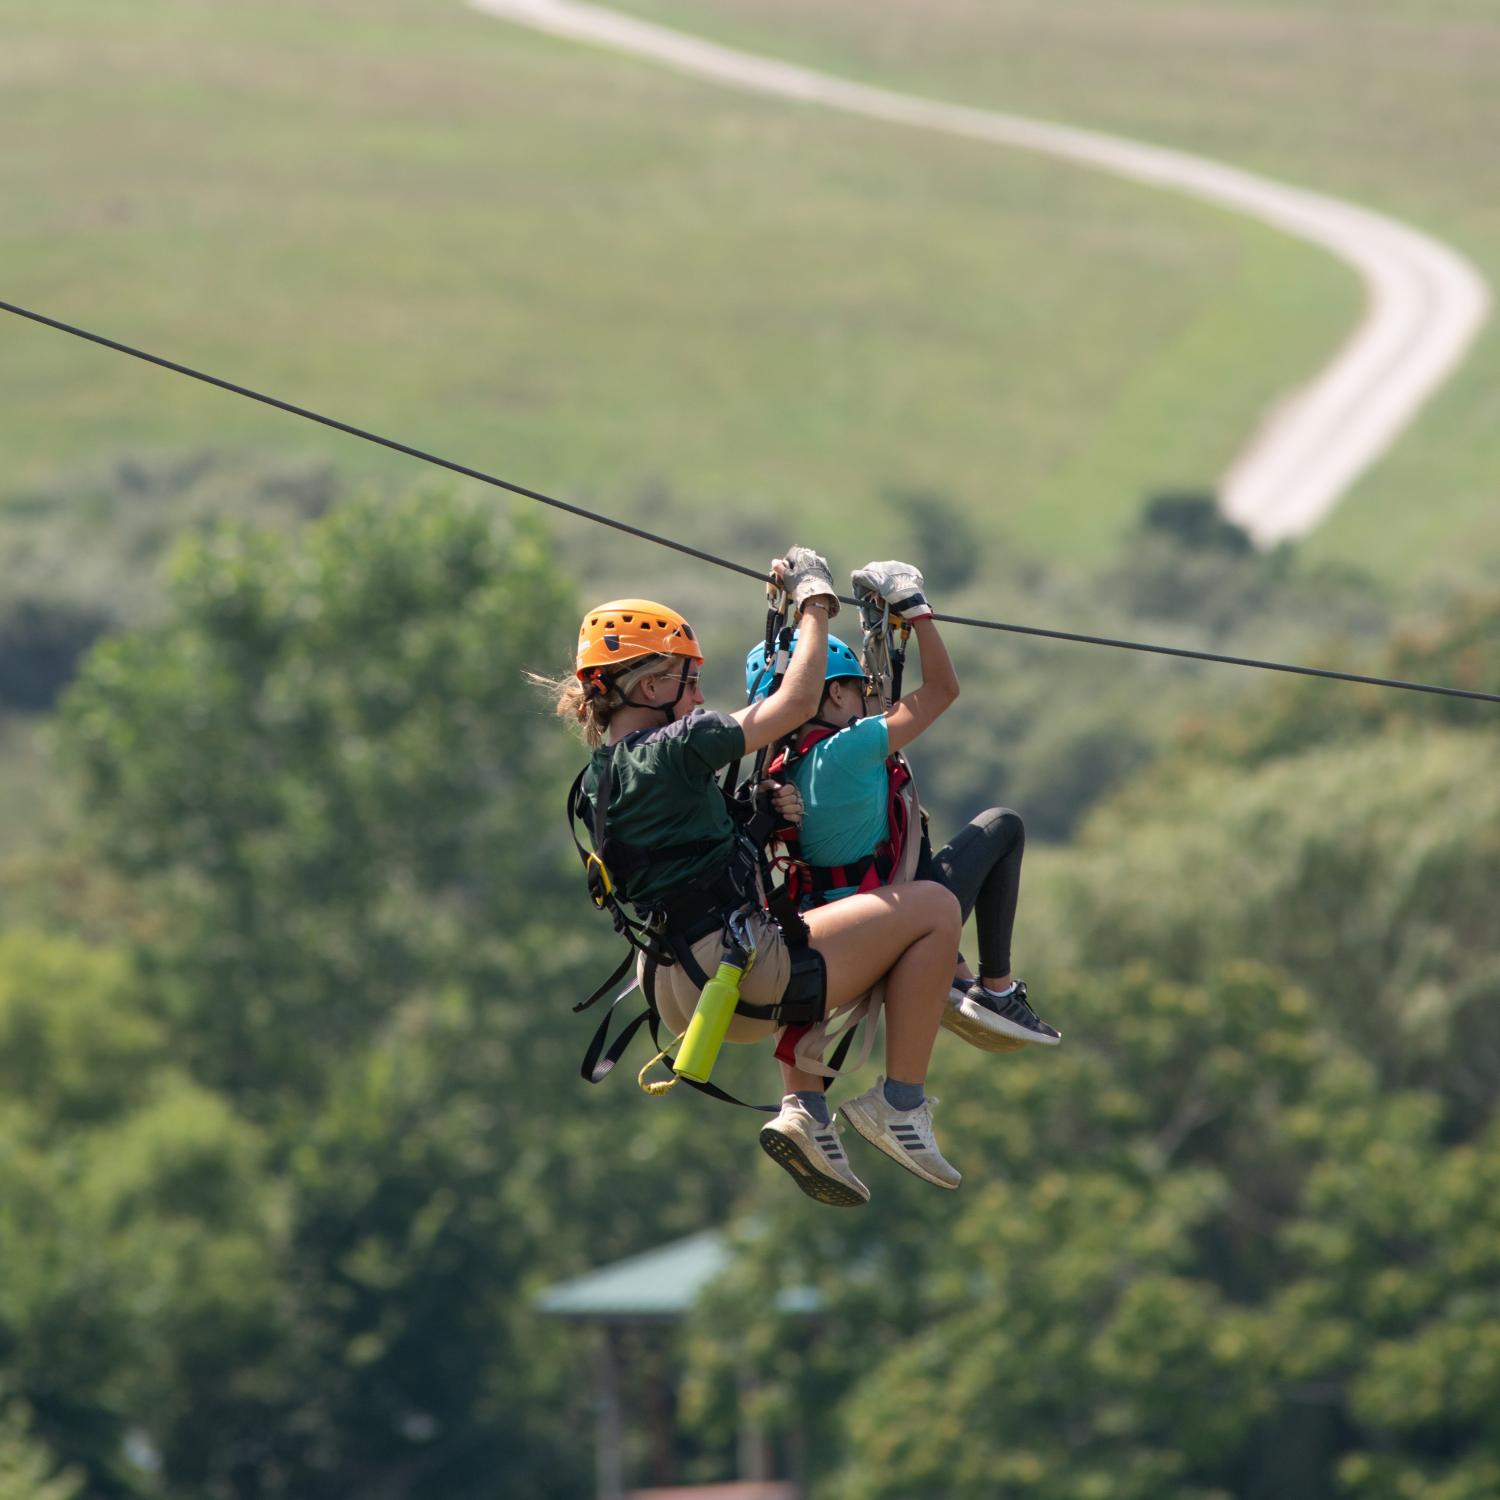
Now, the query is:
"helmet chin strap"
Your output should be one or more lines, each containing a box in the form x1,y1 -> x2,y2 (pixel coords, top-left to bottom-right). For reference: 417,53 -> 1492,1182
810,680 -> 863,733
622,657 -> 694,724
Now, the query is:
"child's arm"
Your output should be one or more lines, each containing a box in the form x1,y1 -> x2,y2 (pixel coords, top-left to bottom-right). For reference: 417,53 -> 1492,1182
851,560 -> 959,753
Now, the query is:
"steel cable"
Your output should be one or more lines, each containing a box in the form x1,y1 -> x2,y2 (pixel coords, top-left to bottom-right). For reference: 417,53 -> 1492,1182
4,297 -> 1497,707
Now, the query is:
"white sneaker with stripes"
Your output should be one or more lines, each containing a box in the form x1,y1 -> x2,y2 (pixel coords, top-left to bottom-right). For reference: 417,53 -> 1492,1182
839,1078 -> 961,1190
759,1096 -> 871,1208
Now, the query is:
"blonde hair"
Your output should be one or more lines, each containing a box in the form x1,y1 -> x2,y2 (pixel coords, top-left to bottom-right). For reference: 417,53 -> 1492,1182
527,653 -> 677,749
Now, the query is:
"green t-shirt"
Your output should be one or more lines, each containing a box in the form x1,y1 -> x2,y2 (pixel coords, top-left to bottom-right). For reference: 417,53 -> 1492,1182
582,709 -> 747,909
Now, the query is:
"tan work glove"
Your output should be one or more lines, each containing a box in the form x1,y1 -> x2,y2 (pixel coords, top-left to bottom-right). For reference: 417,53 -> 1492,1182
776,545 -> 840,618
851,559 -> 932,621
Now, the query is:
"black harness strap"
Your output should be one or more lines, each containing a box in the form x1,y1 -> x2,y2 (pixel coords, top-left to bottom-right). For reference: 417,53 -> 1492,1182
580,978 -> 656,1084
567,722 -> 825,1111
638,958 -> 777,1112
575,946 -> 636,1017
578,751 -> 725,893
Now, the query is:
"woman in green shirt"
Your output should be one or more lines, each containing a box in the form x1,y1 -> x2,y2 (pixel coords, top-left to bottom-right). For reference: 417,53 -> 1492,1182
548,547 -> 964,1207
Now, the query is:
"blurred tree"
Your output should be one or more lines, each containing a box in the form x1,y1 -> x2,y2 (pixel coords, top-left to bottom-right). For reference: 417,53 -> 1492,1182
52,490 -> 756,1497
0,1402 -> 83,1500
0,599 -> 110,713
1043,728 -> 1500,1111
0,929 -> 283,1499
672,631 -> 1500,1497
684,951 -> 1500,1499
39,480 -> 1496,1499
1141,493 -> 1253,556
0,452 -> 337,629
887,487 -> 981,594
61,490 -> 578,1105
1174,593 -> 1500,770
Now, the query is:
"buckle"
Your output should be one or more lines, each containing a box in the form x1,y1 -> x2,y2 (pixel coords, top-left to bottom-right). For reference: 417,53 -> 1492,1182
723,906 -> 758,973
585,853 -> 614,907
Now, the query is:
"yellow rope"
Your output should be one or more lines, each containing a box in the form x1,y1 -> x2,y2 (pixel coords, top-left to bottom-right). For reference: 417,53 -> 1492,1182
639,1039 -> 681,1096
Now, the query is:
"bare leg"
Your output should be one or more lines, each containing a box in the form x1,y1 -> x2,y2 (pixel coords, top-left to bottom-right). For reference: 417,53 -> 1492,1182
788,882 -> 961,1089
781,1057 -> 836,1094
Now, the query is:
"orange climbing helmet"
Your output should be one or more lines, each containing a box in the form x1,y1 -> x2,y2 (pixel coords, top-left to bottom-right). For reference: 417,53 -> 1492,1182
575,599 -> 700,689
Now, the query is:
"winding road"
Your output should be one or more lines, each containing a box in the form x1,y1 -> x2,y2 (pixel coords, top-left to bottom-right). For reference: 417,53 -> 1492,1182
471,0 -> 1489,545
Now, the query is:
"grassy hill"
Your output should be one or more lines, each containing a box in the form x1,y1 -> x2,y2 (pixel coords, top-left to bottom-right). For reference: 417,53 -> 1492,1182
607,0 -> 1500,587
2,0 -> 1356,580
3,0 -> 1487,855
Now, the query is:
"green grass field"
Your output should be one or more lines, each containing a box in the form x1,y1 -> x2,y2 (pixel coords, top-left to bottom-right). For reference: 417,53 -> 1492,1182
1,0 -> 1372,590
608,0 -> 1500,585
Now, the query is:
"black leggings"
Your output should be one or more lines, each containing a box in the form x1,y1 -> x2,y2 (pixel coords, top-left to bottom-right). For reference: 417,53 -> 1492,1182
917,807 -> 1025,978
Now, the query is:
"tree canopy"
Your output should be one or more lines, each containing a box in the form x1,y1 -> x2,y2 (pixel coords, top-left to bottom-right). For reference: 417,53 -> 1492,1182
0,492 -> 1494,1496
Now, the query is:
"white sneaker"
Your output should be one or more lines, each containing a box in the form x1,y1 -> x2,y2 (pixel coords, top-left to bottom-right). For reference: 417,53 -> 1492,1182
759,1096 -> 871,1208
839,1078 -> 961,1190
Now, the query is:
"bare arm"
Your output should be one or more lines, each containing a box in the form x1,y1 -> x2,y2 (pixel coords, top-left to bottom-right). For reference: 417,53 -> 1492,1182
883,617 -> 960,754
733,602 -> 831,754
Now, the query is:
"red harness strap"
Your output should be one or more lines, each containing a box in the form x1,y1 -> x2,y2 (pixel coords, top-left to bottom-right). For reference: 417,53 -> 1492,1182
768,725 -> 913,1067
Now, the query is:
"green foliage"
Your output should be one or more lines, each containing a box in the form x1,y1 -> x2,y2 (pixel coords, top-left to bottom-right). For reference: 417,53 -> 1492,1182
1141,494 -> 1254,557
0,930 -> 283,1499
0,599 -> 109,713
44,492 -> 763,1497
1039,728 -> 1500,1120
911,504 -> 1388,841
888,487 -> 980,593
0,453 -> 346,855
682,958 -> 1500,1498
669,611 -> 1500,1496
61,489 -> 578,1104
1172,593 -> 1500,771
12,477 -> 1497,1497
0,931 -> 159,1125
0,453 -> 337,630
0,1403 -> 83,1500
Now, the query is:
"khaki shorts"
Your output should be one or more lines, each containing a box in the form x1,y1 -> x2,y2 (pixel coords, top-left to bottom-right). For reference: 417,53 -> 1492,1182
643,906 -> 792,1045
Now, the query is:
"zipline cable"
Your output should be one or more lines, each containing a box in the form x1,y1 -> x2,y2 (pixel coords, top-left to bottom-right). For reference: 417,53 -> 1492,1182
0,299 -> 761,584
4,296 -> 1498,708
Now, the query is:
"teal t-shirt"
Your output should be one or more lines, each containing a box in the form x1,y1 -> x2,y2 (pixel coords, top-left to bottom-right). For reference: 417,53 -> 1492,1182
789,714 -> 890,900
582,709 -> 746,909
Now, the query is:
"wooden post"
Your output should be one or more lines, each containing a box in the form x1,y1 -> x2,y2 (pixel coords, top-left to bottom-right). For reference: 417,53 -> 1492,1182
736,1360 -> 772,1482
596,1323 -> 625,1500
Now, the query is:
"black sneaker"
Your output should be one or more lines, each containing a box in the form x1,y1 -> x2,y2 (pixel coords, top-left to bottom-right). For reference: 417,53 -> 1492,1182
942,979 -> 1060,1050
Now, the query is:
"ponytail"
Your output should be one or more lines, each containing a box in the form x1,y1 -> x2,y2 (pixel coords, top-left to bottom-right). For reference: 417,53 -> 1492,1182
527,653 -> 674,749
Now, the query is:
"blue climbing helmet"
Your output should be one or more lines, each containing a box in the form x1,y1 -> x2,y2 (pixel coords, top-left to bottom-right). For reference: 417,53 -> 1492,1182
744,632 -> 865,703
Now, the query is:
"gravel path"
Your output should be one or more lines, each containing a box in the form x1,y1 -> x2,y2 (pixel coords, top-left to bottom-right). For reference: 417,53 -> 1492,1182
471,0 -> 1490,544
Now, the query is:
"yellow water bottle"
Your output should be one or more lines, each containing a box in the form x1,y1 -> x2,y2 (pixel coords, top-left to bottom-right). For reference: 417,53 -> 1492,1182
673,912 -> 755,1085
673,958 -> 745,1084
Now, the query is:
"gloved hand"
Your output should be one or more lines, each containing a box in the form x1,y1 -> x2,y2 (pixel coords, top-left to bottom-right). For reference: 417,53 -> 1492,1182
851,560 -> 932,621
774,545 -> 840,618
771,780 -> 803,828
757,779 -> 804,828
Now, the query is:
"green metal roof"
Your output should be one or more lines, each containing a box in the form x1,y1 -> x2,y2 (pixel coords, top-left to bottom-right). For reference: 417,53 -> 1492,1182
535,1229 -> 822,1321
